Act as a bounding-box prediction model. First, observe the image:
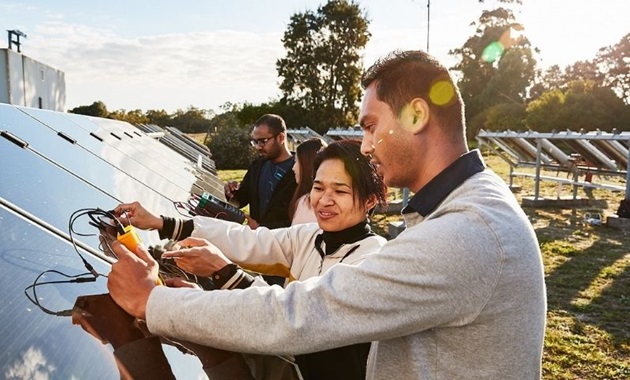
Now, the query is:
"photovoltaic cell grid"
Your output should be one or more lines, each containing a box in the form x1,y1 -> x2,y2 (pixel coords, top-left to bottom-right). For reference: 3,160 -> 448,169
0,103 -> 222,377
0,206 -> 205,379
476,129 -> 630,200
1,103 -> 228,250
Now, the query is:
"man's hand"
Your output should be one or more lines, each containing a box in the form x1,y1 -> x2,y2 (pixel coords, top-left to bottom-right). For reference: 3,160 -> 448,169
107,241 -> 159,320
113,201 -> 163,231
224,181 -> 240,202
162,237 -> 231,277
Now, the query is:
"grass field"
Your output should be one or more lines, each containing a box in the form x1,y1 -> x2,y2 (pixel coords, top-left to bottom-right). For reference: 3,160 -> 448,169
218,151 -> 630,379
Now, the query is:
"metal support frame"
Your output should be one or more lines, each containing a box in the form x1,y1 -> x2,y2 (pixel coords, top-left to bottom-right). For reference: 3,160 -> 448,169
477,129 -> 629,200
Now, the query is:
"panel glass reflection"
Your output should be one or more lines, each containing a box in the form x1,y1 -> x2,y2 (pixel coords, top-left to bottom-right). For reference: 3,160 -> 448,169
0,207 -> 206,379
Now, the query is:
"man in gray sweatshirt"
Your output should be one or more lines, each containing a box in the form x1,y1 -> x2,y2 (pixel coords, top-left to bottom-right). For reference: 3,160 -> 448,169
108,50 -> 547,379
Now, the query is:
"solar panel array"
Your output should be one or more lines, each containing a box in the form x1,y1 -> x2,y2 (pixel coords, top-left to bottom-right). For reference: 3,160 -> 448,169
286,127 -> 335,149
0,104 -> 223,378
476,129 -> 630,200
136,123 -> 219,175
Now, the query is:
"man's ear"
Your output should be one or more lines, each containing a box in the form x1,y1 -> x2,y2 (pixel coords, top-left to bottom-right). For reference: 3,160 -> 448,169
402,98 -> 430,135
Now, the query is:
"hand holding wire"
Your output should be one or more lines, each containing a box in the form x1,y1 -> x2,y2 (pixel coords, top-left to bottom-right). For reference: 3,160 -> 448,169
108,241 -> 159,320
162,237 -> 232,277
113,202 -> 163,231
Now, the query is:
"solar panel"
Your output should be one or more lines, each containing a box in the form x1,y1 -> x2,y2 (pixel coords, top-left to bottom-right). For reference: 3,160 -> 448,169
0,104 -> 226,377
1,105 -> 190,207
476,129 -> 630,200
18,106 -> 225,199
0,205 -> 206,378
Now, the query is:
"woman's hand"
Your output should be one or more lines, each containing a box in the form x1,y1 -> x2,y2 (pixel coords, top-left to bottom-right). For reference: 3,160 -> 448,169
162,237 -> 232,277
114,201 -> 163,231
164,277 -> 202,289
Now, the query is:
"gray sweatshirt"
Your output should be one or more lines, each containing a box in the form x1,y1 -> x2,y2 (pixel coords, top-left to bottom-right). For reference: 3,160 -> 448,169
146,153 -> 546,379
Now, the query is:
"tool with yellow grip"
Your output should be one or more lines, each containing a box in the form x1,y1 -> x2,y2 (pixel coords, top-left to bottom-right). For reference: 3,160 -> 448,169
117,225 -> 163,285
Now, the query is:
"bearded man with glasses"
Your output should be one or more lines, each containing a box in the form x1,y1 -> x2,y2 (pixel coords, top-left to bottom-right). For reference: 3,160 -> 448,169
224,114 -> 297,231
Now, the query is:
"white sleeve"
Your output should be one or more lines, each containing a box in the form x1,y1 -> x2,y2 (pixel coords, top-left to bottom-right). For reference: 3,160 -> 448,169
190,216 -> 319,278
145,211 -> 504,355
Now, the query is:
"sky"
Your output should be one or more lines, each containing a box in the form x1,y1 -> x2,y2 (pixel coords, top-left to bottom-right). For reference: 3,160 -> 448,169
1,0 -> 628,114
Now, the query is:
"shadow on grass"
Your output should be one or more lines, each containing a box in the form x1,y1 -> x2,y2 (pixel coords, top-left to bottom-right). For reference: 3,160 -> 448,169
542,226 -> 630,352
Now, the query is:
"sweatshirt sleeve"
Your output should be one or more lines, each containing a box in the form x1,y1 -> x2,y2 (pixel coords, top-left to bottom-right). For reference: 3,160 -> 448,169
144,210 -> 505,355
190,216 -> 319,278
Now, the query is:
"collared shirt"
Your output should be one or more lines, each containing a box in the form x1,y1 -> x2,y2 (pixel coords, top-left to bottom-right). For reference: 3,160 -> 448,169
403,150 -> 486,217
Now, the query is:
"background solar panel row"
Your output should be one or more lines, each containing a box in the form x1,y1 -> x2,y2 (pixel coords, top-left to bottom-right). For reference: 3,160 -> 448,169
476,129 -> 630,198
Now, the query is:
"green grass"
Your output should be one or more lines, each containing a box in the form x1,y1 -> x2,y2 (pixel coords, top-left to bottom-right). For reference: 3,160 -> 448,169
217,169 -> 247,184
218,153 -> 630,378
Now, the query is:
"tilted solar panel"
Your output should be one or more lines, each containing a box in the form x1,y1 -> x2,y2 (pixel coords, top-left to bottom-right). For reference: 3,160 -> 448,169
0,104 -> 227,378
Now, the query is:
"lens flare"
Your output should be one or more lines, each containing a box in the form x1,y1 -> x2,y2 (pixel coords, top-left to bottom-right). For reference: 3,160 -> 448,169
429,80 -> 455,107
482,26 -> 523,63
481,41 -> 505,63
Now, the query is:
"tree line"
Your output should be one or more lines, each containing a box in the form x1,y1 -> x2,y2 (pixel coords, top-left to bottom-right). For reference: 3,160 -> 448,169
69,0 -> 630,168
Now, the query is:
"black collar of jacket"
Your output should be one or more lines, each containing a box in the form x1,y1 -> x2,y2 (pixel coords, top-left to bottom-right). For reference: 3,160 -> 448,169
402,150 -> 486,217
315,220 -> 373,258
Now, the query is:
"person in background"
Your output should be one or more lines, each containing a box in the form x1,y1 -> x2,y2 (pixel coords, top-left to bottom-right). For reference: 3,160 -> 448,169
289,137 -> 327,225
108,50 -> 547,379
224,113 -> 297,230
113,139 -> 388,379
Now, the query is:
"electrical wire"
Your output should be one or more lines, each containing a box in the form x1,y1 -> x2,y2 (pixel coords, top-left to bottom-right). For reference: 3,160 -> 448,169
24,270 -> 97,317
68,207 -> 125,278
24,205 -> 218,317
24,207 -> 122,317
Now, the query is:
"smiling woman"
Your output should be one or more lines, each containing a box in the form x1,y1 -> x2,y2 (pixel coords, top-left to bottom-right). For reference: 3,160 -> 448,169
107,139 -> 389,379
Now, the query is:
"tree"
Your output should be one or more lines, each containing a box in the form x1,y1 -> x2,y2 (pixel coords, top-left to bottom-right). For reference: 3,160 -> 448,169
145,109 -> 173,127
564,60 -> 599,84
529,65 -> 565,100
109,109 -> 149,125
276,0 -> 370,134
68,101 -> 109,118
525,80 -> 630,132
595,33 -> 630,104
206,118 -> 256,169
449,1 -> 536,139
524,89 -> 564,132
482,102 -> 526,132
171,106 -> 213,133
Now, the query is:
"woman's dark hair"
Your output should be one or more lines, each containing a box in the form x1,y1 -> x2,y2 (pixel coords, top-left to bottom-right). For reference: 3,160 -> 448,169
312,139 -> 387,210
288,138 -> 327,220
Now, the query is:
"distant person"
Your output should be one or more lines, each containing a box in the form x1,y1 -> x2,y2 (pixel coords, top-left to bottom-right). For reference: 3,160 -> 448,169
108,50 -> 547,379
224,114 -> 297,230
112,139 -> 388,379
289,137 -> 327,225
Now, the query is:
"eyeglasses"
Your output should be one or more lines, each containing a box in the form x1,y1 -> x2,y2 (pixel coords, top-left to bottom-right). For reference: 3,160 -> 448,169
250,132 -> 281,147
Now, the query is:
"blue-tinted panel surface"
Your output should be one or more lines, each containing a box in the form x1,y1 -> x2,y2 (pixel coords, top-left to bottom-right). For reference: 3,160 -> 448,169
0,207 -> 206,379
11,105 -> 197,201
1,105 -> 189,206
0,135 -> 160,248
63,111 -> 225,197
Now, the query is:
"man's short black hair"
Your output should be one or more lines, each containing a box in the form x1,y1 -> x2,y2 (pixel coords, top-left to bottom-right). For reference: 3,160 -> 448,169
254,114 -> 287,135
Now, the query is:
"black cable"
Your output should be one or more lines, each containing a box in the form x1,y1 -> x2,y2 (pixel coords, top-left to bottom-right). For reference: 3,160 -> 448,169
24,270 -> 97,317
24,207 -> 118,317
68,208 -> 125,278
